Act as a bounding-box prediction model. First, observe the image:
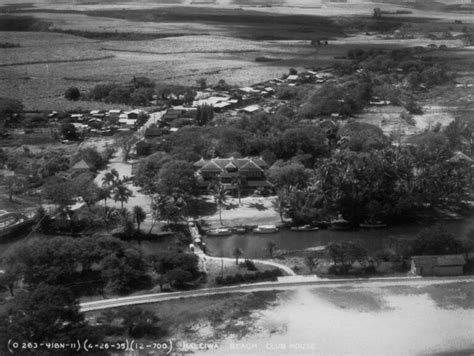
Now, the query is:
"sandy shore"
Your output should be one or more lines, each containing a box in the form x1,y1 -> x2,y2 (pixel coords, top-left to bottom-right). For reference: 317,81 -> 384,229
200,196 -> 282,228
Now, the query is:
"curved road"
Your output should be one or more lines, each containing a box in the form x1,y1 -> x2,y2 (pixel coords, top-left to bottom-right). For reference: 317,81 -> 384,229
196,250 -> 297,276
80,275 -> 474,312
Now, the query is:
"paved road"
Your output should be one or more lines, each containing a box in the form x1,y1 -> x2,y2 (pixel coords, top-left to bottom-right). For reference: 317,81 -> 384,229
80,275 -> 474,312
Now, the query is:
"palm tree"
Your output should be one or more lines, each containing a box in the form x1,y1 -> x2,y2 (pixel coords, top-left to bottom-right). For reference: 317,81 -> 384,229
113,183 -> 133,209
102,171 -> 117,189
231,176 -> 244,205
304,256 -> 320,273
272,188 -> 288,223
150,194 -> 168,234
110,168 -> 120,180
210,182 -> 227,225
133,205 -> 146,233
99,187 -> 111,208
233,247 -> 243,265
102,206 -> 119,232
120,208 -> 135,238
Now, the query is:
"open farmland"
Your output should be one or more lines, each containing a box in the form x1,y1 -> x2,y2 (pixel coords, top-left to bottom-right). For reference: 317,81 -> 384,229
0,18 -> 347,111
1,1 -> 474,116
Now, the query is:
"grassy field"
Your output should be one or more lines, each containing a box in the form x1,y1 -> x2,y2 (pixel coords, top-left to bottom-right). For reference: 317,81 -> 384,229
0,29 -> 343,111
0,3 -> 473,115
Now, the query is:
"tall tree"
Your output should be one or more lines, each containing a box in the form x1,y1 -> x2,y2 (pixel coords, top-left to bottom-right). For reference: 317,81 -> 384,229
210,182 -> 227,225
113,183 -> 133,209
102,171 -> 118,190
233,247 -> 243,265
2,285 -> 102,346
133,205 -> 146,233
3,174 -> 25,202
304,255 -> 320,273
156,160 -> 197,197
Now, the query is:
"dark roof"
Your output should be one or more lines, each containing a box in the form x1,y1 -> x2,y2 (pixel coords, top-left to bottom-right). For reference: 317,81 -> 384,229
240,160 -> 263,172
411,254 -> 466,266
194,157 -> 207,168
195,157 -> 269,173
167,109 -> 183,115
447,151 -> 473,164
145,128 -> 162,137
162,114 -> 180,121
136,140 -> 152,147
200,161 -> 224,172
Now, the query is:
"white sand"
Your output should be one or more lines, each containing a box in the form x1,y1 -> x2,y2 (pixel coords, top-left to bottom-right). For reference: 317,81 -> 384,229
203,286 -> 474,355
201,196 -> 281,228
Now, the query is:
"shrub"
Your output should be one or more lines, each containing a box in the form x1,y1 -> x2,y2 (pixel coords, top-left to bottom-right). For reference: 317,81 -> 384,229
243,259 -> 257,271
215,268 -> 282,285
90,83 -> 117,101
215,276 -> 224,285
364,265 -> 377,275
64,87 -> 80,101
405,100 -> 423,115
328,265 -> 344,275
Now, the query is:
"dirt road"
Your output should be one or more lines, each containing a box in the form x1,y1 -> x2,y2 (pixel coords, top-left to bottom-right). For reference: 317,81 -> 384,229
80,275 -> 474,312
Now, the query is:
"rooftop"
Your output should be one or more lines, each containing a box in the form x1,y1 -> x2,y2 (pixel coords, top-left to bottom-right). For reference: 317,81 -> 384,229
411,254 -> 466,266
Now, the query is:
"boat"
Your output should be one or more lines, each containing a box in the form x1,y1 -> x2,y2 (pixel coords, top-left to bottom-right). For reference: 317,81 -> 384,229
290,225 -> 319,232
0,211 -> 34,240
232,226 -> 247,234
329,218 -> 351,231
314,220 -> 331,229
206,228 -> 233,236
253,225 -> 278,234
359,221 -> 387,229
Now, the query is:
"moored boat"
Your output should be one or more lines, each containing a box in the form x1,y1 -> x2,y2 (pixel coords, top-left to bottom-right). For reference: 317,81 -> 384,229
359,221 -> 387,229
0,211 -> 34,240
290,225 -> 320,232
329,218 -> 351,231
206,228 -> 233,236
232,226 -> 247,234
253,225 -> 278,234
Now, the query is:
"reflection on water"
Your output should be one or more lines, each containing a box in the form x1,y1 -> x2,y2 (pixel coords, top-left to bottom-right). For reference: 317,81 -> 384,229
204,215 -> 474,258
3,214 -> 474,260
204,286 -> 474,355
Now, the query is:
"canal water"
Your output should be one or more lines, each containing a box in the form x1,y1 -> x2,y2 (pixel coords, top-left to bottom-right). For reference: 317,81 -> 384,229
3,214 -> 474,261
198,214 -> 474,259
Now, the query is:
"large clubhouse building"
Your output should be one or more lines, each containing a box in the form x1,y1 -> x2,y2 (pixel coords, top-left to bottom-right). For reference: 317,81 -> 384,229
193,157 -> 273,194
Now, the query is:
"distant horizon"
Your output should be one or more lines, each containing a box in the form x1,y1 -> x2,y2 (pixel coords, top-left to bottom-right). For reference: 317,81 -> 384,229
1,0 -> 473,8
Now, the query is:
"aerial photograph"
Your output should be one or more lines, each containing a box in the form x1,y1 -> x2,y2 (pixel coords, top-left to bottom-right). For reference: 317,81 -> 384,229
0,0 -> 473,355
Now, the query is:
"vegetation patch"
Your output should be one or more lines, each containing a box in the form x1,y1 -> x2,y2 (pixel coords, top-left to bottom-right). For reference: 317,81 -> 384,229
313,287 -> 388,312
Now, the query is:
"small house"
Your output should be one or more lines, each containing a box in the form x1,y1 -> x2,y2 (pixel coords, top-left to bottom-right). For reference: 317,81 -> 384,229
71,159 -> 92,173
144,127 -> 163,139
118,117 -> 137,128
240,104 -> 260,114
410,254 -> 466,276
135,141 -> 153,156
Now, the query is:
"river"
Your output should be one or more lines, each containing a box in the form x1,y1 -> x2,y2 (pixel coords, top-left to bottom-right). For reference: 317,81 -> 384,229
196,214 -> 474,259
2,213 -> 474,261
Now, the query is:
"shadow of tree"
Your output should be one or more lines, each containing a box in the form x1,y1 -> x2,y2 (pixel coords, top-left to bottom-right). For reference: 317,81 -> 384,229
248,202 -> 267,211
225,202 -> 239,210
